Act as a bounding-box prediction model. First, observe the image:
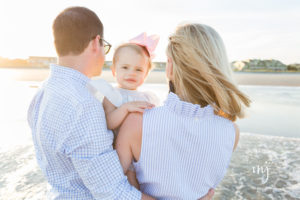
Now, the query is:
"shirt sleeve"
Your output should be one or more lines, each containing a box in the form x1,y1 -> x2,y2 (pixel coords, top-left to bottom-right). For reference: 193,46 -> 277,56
145,91 -> 160,106
63,99 -> 141,199
27,89 -> 44,130
88,79 -> 123,107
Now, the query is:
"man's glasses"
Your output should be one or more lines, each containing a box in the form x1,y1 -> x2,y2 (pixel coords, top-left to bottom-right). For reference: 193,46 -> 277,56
100,38 -> 112,55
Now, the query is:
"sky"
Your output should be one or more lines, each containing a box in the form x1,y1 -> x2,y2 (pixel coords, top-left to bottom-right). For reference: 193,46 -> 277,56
0,0 -> 299,64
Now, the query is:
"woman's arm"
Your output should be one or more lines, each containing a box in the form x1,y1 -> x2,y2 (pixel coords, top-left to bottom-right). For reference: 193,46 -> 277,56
115,113 -> 154,200
233,123 -> 240,152
126,170 -> 140,190
115,113 -> 143,185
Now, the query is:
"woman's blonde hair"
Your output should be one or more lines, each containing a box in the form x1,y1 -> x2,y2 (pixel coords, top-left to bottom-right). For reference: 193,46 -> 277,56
167,23 -> 251,121
112,43 -> 154,71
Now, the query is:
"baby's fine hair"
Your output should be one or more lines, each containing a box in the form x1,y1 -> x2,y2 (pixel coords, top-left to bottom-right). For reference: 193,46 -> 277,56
112,43 -> 154,71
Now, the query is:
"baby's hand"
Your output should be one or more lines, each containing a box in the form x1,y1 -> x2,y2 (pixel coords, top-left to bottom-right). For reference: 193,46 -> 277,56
122,101 -> 155,113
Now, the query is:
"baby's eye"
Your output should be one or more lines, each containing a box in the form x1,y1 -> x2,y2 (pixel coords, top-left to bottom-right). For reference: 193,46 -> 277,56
136,68 -> 143,72
122,66 -> 128,69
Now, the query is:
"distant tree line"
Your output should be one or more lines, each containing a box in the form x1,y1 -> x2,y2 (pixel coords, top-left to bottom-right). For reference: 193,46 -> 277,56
287,64 -> 300,71
0,57 -> 168,71
1,57 -> 300,72
0,57 -> 31,67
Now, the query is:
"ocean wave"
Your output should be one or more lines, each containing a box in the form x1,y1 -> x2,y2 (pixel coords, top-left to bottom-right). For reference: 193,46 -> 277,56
215,132 -> 300,200
1,132 -> 299,199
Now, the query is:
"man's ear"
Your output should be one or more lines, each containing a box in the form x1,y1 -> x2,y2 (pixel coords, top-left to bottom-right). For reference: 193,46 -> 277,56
91,35 -> 101,52
111,65 -> 116,77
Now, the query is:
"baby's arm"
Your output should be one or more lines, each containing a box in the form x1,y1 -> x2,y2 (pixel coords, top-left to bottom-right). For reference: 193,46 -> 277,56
103,97 -> 126,130
103,97 -> 154,130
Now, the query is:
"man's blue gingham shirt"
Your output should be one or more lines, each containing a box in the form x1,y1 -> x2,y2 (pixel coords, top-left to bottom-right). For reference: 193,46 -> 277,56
27,64 -> 141,199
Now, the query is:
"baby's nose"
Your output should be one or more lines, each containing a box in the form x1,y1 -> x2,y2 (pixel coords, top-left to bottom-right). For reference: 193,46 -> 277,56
128,70 -> 137,76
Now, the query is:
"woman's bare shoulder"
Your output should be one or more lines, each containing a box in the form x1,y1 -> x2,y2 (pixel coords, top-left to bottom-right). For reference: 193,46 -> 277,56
118,113 -> 143,161
118,113 -> 143,142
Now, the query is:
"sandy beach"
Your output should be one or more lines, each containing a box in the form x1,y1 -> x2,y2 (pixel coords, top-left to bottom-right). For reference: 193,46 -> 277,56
1,68 -> 300,86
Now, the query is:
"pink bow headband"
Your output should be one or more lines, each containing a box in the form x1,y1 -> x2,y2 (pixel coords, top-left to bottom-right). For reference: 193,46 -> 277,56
129,32 -> 160,59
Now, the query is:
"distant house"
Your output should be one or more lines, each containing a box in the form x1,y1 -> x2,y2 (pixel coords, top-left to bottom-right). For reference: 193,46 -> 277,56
232,59 -> 287,72
264,59 -> 287,71
28,56 -> 57,67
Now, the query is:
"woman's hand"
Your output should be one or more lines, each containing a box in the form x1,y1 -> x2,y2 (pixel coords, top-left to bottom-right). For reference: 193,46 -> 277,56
122,101 -> 155,113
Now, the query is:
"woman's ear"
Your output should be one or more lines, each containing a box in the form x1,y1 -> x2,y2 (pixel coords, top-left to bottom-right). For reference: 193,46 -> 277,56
166,57 -> 173,80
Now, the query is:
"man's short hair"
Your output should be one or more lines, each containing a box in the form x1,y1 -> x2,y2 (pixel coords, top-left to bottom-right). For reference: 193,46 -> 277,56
53,7 -> 103,56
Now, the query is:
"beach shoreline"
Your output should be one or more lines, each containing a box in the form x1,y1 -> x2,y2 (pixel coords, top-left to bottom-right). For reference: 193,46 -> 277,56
1,68 -> 300,86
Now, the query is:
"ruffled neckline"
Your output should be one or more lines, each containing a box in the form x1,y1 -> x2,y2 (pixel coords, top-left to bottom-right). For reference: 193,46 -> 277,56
164,92 -> 214,118
117,87 -> 139,93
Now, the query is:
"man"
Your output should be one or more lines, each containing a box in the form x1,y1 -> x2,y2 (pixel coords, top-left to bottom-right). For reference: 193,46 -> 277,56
27,6 -> 214,199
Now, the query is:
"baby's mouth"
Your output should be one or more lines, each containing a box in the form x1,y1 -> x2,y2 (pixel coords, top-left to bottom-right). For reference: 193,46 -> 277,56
125,78 -> 136,83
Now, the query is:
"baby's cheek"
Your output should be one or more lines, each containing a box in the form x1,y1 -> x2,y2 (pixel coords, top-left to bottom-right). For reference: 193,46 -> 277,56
139,76 -> 146,85
117,76 -> 123,83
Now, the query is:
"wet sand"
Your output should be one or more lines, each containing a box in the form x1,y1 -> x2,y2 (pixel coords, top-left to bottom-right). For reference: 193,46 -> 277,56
1,68 -> 300,86
232,72 -> 300,87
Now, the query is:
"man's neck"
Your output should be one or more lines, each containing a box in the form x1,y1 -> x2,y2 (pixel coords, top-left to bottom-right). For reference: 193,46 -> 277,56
58,55 -> 92,78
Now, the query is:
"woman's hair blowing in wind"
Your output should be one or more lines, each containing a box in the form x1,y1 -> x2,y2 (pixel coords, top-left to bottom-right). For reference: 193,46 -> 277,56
167,23 -> 251,121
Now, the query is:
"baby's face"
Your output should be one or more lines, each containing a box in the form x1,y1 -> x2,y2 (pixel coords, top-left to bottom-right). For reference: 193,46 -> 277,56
113,47 -> 149,90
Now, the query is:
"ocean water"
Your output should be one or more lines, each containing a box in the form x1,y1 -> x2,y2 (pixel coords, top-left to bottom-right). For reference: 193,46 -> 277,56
0,81 -> 299,199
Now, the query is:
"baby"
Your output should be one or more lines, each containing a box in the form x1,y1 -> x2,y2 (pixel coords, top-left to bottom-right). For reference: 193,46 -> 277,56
88,32 -> 160,132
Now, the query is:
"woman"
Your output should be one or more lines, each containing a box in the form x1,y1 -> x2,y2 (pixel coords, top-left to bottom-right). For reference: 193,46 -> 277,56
115,23 -> 251,199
